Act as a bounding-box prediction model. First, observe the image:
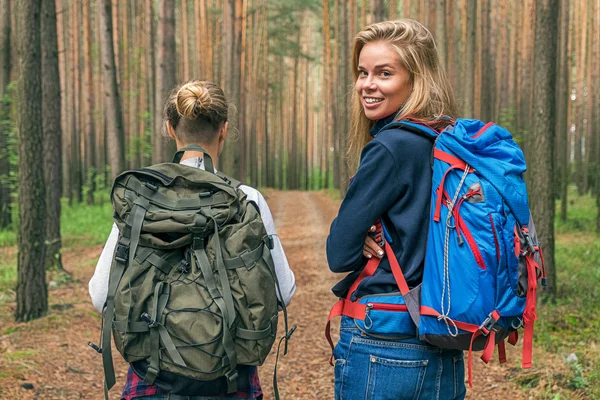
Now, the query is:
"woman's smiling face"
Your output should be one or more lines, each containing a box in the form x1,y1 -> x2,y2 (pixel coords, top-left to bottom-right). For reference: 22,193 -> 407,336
355,41 -> 412,121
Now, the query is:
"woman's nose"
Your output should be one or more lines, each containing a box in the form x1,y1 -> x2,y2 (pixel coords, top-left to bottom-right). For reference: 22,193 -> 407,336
362,75 -> 376,91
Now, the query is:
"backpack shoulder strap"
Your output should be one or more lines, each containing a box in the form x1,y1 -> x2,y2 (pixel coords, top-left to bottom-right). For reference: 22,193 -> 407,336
215,171 -> 242,189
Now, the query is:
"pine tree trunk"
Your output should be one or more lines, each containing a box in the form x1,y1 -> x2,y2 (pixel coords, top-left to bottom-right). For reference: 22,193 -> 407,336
370,0 -> 386,22
574,0 -> 587,194
70,2 -> 82,202
153,0 -> 176,164
322,0 -> 332,189
528,0 -> 558,298
16,0 -> 48,322
41,0 -> 63,271
0,0 -> 12,229
338,0 -> 350,196
83,0 -> 96,204
181,0 -> 190,80
556,0 -> 569,220
462,0 -> 476,118
435,0 -> 447,70
99,0 -> 125,182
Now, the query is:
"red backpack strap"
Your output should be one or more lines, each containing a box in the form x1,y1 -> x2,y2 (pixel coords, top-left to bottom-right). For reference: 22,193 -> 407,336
325,232 -> 411,365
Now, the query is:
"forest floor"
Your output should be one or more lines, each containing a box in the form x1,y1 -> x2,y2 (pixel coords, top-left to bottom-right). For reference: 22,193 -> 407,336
0,191 -> 587,399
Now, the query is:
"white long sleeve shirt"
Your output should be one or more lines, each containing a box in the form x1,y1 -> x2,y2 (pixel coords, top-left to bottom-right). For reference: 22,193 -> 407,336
88,157 -> 296,312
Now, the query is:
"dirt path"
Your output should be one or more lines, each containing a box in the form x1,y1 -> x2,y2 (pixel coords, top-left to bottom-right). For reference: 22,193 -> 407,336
0,191 -> 531,399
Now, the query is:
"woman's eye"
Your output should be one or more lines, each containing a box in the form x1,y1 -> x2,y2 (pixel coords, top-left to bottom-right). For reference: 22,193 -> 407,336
358,70 -> 369,77
380,71 -> 391,77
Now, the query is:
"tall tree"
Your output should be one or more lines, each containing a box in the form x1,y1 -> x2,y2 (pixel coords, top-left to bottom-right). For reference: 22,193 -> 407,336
153,0 -> 177,164
435,0 -> 447,70
556,0 -> 570,220
83,0 -> 96,203
0,0 -> 12,229
370,0 -> 386,22
338,0 -> 350,196
16,0 -> 48,321
99,0 -> 125,182
462,0 -> 476,117
528,0 -> 558,298
41,0 -> 63,270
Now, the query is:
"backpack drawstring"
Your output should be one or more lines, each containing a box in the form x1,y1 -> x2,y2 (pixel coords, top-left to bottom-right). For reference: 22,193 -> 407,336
440,165 -> 471,337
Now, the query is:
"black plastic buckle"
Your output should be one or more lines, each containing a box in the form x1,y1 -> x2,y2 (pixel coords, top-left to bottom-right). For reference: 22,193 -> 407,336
115,244 -> 129,263
87,342 -> 102,354
479,313 -> 497,336
267,235 -> 275,250
141,312 -> 158,328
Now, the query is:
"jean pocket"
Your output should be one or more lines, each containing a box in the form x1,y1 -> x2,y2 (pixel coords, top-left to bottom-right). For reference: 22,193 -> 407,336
453,353 -> 466,399
366,356 -> 428,400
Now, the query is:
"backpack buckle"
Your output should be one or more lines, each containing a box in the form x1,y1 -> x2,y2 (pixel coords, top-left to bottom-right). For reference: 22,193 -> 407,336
225,370 -> 239,382
479,311 -> 501,335
115,243 -> 129,263
141,312 -> 158,328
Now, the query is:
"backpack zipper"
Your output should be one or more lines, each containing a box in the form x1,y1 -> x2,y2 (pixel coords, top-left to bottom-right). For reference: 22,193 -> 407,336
489,214 -> 501,264
365,303 -> 409,313
442,191 -> 487,270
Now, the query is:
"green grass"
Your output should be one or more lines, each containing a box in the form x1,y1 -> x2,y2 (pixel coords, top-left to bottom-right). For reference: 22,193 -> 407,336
0,190 -> 114,248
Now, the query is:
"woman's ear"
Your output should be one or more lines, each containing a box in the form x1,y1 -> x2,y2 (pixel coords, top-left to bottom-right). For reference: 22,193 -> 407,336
166,121 -> 177,140
217,122 -> 228,155
220,122 -> 228,142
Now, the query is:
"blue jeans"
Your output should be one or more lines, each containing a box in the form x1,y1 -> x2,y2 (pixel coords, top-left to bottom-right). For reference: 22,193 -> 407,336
334,316 -> 466,400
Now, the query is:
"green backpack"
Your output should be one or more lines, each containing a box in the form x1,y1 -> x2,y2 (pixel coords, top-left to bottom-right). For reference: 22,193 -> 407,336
96,145 -> 292,399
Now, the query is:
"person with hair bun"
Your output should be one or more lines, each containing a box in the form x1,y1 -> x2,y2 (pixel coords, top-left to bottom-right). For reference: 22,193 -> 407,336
326,20 -> 466,399
89,80 -> 296,400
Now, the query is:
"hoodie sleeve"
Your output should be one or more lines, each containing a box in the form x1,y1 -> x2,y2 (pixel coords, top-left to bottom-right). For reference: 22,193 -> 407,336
326,140 -> 404,273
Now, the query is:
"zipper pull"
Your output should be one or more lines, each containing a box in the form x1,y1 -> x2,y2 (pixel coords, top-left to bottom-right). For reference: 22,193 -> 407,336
364,303 -> 373,330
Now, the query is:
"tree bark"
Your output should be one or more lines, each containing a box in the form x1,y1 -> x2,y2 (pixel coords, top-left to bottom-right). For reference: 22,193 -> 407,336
556,0 -> 569,220
41,0 -> 63,271
338,0 -> 350,196
370,0 -> 386,23
435,0 -> 447,70
462,0 -> 476,117
528,0 -> 558,298
0,0 -> 12,229
16,0 -> 48,322
83,0 -> 96,204
99,0 -> 125,182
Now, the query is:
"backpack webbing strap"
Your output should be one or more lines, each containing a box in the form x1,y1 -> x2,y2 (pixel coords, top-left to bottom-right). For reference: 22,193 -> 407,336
209,216 -> 237,328
144,282 -> 187,385
102,254 -> 125,397
263,237 -> 296,400
102,200 -> 147,397
223,243 -> 265,269
125,178 -> 234,209
192,235 -> 238,393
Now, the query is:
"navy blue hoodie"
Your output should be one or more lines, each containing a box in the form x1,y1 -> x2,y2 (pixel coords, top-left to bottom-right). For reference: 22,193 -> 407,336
327,115 -> 433,299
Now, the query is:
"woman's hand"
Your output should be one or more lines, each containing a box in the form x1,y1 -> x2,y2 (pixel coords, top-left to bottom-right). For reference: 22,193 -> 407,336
363,225 -> 385,259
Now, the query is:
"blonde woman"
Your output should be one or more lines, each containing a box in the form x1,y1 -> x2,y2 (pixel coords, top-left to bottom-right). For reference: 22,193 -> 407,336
89,80 -> 296,400
326,20 -> 465,399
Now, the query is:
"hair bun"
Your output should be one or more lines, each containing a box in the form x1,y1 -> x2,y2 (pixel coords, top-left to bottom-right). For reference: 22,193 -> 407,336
175,81 -> 213,120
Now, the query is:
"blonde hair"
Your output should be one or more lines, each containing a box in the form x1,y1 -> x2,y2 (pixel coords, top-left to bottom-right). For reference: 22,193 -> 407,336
347,19 -> 458,169
163,80 -> 229,144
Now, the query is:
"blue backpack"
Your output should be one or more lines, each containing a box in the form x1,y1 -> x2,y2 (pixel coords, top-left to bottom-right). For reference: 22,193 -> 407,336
326,118 -> 546,387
